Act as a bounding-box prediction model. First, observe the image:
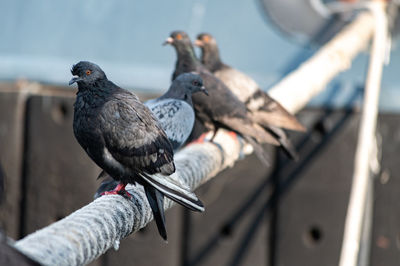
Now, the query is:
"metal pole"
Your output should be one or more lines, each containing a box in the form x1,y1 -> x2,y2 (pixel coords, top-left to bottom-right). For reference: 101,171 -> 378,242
338,2 -> 387,266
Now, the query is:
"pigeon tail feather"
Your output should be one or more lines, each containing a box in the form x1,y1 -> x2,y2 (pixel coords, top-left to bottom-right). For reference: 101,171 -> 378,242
140,173 -> 205,212
243,136 -> 271,167
247,91 -> 306,132
264,126 -> 299,161
145,185 -> 168,241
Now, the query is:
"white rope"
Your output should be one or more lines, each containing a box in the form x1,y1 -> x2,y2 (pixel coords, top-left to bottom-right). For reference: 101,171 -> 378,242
15,131 -> 242,266
14,9 -> 379,266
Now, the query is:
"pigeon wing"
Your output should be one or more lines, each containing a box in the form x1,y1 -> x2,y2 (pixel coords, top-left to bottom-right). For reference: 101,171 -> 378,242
214,67 -> 305,132
214,67 -> 259,102
100,92 -> 175,176
192,72 -> 280,145
248,92 -> 306,132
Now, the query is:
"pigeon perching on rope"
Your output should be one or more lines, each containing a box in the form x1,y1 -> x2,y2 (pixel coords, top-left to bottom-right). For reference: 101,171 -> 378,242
194,33 -> 306,159
70,61 -> 204,241
94,73 -> 209,239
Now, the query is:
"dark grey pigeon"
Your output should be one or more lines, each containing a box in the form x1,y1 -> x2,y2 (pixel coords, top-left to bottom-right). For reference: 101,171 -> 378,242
164,31 -> 292,164
145,72 -> 208,150
194,33 -> 302,160
95,73 -> 208,203
70,61 -> 204,241
195,33 -> 305,133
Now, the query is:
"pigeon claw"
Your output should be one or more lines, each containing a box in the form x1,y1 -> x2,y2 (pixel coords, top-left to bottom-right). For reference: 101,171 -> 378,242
227,131 -> 237,139
187,133 -> 209,146
100,183 -> 132,199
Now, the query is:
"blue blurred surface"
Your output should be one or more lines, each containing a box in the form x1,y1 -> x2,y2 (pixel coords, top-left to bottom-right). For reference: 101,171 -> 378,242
0,0 -> 398,111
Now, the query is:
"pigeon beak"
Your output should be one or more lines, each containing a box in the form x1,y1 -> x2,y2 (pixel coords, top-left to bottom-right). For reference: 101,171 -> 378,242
163,37 -> 174,46
69,76 -> 81,85
200,86 -> 209,96
194,39 -> 203,47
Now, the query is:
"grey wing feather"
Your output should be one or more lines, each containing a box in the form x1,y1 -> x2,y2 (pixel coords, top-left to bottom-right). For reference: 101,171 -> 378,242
265,125 -> 299,160
215,67 -> 305,132
214,67 -> 259,102
218,116 -> 280,146
100,92 -> 175,175
249,93 -> 306,132
146,99 -> 195,150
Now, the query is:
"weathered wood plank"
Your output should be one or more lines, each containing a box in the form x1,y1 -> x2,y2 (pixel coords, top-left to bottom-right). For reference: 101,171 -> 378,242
22,94 -> 103,266
274,110 -> 357,266
184,150 -> 274,266
370,114 -> 400,265
0,86 -> 27,239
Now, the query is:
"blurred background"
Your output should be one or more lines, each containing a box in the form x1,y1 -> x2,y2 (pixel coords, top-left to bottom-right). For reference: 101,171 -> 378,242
0,0 -> 399,265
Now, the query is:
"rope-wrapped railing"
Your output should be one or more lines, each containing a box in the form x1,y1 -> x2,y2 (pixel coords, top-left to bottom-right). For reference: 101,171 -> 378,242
269,10 -> 374,114
14,131 -> 243,266
14,8 -> 378,266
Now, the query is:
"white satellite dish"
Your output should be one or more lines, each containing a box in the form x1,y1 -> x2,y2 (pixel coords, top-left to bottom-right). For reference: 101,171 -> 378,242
258,0 -> 362,45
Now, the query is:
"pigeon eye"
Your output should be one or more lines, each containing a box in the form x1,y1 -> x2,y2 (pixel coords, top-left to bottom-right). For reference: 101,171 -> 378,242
86,70 -> 92,75
203,35 -> 210,42
176,34 -> 182,40
192,80 -> 200,86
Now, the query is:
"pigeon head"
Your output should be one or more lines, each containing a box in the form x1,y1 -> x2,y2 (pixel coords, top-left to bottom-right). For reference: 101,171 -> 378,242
163,31 -> 192,49
69,61 -> 107,86
175,73 -> 208,96
194,33 -> 222,72
163,31 -> 198,68
163,73 -> 208,103
194,33 -> 217,49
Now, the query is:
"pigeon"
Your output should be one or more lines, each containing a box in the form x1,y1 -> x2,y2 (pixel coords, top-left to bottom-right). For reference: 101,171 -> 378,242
95,72 -> 208,202
164,31 -> 294,163
146,72 -> 208,150
70,61 -> 204,241
194,33 -> 306,133
194,33 -> 306,160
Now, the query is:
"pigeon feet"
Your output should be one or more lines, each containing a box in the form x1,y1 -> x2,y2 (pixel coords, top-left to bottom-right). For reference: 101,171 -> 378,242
227,131 -> 237,140
191,133 -> 209,144
190,131 -> 238,145
101,183 -> 132,199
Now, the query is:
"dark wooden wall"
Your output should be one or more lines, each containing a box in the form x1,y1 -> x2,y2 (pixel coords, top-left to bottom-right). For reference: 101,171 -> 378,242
0,83 -> 399,265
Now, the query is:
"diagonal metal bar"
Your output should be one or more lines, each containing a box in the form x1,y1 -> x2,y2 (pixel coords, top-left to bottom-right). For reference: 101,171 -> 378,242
14,132 -> 244,266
